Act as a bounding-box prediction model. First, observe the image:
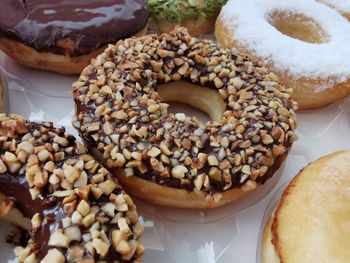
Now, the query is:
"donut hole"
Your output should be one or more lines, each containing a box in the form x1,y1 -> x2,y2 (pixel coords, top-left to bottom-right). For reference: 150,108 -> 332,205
165,101 -> 210,123
156,81 -> 225,123
268,11 -> 329,44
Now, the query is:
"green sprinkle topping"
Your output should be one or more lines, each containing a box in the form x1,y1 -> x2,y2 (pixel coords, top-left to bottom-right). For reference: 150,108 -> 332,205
145,0 -> 228,23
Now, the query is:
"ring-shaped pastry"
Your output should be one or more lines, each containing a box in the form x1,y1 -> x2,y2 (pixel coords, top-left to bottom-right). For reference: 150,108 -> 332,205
73,28 -> 297,209
216,0 -> 350,109
0,0 -> 148,74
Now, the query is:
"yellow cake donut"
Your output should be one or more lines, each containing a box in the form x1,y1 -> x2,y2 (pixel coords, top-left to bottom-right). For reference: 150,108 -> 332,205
262,151 -> 350,263
216,0 -> 350,110
0,114 -> 144,262
72,28 -> 297,209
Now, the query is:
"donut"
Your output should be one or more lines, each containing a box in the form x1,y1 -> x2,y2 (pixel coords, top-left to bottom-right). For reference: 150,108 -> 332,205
145,0 -> 227,36
72,28 -> 297,209
0,0 -> 148,75
262,151 -> 350,263
215,0 -> 350,110
0,114 -> 144,262
317,0 -> 350,19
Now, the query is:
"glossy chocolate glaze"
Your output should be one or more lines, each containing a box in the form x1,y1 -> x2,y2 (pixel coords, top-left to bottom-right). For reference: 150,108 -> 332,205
0,116 -> 145,262
0,173 -> 63,260
76,91 -> 288,194
0,166 -> 135,262
0,0 -> 148,56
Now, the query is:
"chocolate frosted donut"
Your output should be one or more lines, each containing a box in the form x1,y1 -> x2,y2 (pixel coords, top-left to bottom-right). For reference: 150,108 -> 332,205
0,114 -> 144,262
0,0 -> 148,74
72,28 -> 297,209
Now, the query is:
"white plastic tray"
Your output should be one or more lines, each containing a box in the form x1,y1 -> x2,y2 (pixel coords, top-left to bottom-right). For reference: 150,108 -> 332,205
1,51 -> 350,263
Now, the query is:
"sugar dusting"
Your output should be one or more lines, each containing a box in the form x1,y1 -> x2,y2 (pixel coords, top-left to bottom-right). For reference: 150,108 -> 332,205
317,0 -> 350,13
220,0 -> 350,82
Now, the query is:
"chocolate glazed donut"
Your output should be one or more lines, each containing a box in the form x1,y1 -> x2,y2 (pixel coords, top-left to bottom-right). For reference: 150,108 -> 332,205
0,114 -> 144,263
0,0 -> 148,74
72,28 -> 298,209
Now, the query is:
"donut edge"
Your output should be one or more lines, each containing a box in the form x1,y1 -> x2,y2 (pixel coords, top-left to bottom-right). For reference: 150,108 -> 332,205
262,150 -> 350,263
89,145 -> 288,209
0,25 -> 148,75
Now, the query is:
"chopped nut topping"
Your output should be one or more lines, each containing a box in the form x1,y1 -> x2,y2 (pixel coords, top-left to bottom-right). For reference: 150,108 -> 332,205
72,28 -> 297,201
0,114 -> 144,262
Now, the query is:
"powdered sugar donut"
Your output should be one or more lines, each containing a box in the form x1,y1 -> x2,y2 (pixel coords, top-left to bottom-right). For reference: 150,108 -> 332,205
317,0 -> 350,19
216,0 -> 350,109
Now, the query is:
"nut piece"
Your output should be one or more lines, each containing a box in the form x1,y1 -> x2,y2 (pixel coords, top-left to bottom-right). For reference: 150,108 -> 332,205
64,165 -> 80,183
207,155 -> 219,166
98,179 -> 117,195
0,159 -> 7,173
262,133 -> 274,145
116,240 -> 131,255
38,149 -> 51,162
194,173 -> 205,191
41,249 -> 65,263
83,213 -> 96,228
65,226 -> 82,242
18,141 -> 33,154
77,200 -> 90,216
49,229 -> 69,248
171,165 -> 188,179
147,147 -> 161,158
112,229 -> 124,248
67,245 -> 84,262
92,238 -> 110,257
175,113 -> 186,122
31,213 -> 41,230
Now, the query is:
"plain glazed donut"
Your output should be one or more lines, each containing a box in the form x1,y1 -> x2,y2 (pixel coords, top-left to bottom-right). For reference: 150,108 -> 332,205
216,0 -> 350,110
0,114 -> 144,263
72,28 -> 297,209
262,151 -> 350,263
145,0 -> 227,36
0,0 -> 148,75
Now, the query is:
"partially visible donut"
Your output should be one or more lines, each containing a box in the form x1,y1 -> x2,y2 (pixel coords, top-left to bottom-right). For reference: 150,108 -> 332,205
145,0 -> 227,36
0,0 -> 148,74
262,151 -> 350,263
216,0 -> 350,109
317,0 -> 350,19
0,114 -> 144,263
72,28 -> 297,209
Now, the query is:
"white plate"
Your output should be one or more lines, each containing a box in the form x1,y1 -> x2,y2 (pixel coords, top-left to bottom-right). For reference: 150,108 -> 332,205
1,51 -> 350,263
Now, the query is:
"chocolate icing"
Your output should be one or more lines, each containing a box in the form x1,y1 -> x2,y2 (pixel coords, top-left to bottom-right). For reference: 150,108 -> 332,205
0,0 -> 148,56
0,173 -> 63,260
